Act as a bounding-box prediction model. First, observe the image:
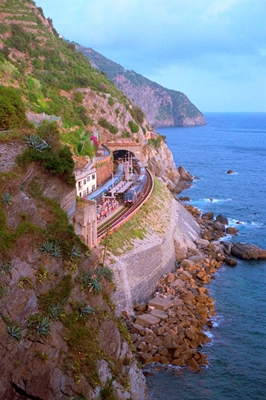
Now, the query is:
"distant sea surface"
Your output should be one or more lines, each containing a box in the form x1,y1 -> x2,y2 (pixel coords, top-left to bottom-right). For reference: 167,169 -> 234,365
146,113 -> 266,400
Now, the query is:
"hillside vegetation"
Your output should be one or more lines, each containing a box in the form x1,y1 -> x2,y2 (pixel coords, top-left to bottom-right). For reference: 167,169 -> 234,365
0,0 -> 152,154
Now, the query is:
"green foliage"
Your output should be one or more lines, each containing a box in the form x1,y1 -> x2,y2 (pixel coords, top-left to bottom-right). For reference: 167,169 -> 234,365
18,276 -> 33,289
24,134 -> 51,151
60,129 -> 95,157
70,245 -> 82,260
38,275 -> 72,315
129,105 -> 145,125
74,91 -> 84,103
128,120 -> 139,133
2,193 -> 12,205
40,241 -> 62,258
148,134 -> 166,149
0,259 -> 12,276
78,303 -> 96,318
7,24 -> 34,53
0,284 -> 8,298
98,118 -> 118,134
41,197 -> 87,259
100,379 -> 116,400
108,97 -> 115,106
49,303 -> 64,320
28,315 -> 51,336
8,324 -> 22,341
97,266 -> 114,283
36,265 -> 49,284
17,144 -> 75,186
0,85 -> 29,130
121,130 -> 130,138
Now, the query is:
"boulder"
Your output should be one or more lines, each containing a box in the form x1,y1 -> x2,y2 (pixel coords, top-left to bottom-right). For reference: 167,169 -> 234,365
202,212 -> 214,220
226,227 -> 239,235
148,297 -> 173,311
215,214 -> 229,225
135,314 -> 161,327
213,221 -> 226,232
224,257 -> 238,267
179,196 -> 190,201
231,243 -> 266,260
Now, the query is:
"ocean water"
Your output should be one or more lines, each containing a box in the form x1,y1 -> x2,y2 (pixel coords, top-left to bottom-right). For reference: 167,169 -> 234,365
146,113 -> 266,400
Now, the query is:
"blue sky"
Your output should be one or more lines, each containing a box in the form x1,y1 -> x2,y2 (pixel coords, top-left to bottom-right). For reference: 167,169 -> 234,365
36,0 -> 266,112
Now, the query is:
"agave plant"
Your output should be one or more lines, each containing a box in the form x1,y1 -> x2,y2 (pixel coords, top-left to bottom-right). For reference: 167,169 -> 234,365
0,284 -> 8,298
2,192 -> 12,205
25,134 -> 51,152
76,271 -> 92,287
0,259 -> 12,276
78,303 -> 95,318
88,276 -> 102,295
37,316 -> 51,336
49,304 -> 64,320
8,325 -> 22,341
70,245 -> 82,260
97,266 -> 114,283
40,241 -> 62,258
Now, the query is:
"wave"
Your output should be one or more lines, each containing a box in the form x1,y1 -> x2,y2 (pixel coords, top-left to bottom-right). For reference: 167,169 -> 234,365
228,218 -> 264,228
203,198 -> 232,203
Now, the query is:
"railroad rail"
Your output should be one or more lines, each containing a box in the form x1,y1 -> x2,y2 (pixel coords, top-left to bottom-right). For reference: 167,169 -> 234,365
97,169 -> 153,242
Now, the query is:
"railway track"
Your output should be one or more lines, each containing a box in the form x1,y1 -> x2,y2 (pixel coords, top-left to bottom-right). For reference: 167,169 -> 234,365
97,169 -> 153,241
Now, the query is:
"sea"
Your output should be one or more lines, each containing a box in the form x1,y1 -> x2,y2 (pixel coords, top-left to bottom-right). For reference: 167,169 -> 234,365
146,112 -> 266,400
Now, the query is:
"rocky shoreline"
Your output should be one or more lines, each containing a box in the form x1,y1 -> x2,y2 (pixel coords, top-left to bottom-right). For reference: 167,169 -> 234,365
122,203 -> 266,373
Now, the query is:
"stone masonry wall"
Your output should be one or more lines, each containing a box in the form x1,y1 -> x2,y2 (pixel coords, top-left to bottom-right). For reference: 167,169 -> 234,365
112,199 -> 177,315
111,198 -> 201,316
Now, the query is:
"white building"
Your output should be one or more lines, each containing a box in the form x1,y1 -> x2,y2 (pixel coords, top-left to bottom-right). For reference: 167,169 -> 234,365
74,158 -> 97,198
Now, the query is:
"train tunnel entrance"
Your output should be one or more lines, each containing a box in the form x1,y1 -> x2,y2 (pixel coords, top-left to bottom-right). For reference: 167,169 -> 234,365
113,149 -> 135,162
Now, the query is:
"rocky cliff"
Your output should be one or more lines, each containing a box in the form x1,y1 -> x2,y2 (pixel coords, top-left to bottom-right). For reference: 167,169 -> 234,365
0,143 -> 148,400
76,46 -> 206,128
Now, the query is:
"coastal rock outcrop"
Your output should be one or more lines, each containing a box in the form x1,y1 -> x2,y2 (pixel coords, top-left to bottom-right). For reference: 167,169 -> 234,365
230,243 -> 266,260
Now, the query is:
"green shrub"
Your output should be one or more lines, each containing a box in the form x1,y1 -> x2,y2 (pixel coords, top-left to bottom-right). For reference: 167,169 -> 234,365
129,105 -> 145,125
128,120 -> 139,133
0,85 -> 29,130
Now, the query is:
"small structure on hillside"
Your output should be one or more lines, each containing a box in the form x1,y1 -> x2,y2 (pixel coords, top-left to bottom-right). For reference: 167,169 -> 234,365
74,157 -> 97,198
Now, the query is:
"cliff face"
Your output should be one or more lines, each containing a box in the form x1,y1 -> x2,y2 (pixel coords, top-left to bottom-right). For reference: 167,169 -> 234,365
0,143 -> 148,400
77,46 -> 206,128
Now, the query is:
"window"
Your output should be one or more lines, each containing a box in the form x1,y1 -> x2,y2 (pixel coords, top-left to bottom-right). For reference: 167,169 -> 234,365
79,192 -> 82,197
87,175 -> 90,182
92,184 -> 96,191
78,181 -> 82,189
83,179 -> 87,185
92,174 -> 95,180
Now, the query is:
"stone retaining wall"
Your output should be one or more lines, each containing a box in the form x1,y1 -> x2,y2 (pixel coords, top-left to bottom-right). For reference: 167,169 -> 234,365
112,199 -> 200,315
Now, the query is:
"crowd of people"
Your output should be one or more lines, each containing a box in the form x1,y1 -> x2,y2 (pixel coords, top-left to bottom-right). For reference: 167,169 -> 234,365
97,197 -> 119,222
